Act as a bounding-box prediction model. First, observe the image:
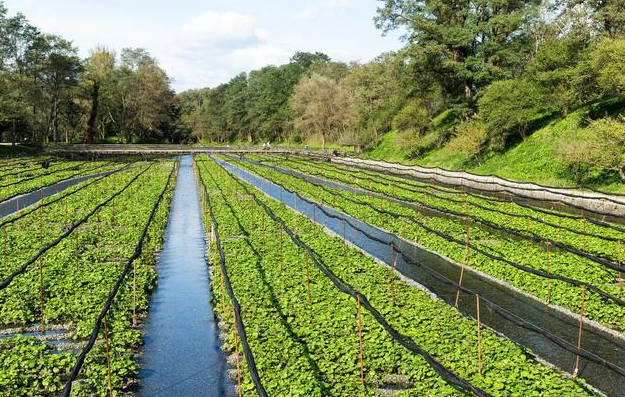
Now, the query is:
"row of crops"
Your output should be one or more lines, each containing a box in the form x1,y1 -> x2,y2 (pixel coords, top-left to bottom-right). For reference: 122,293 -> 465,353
0,156 -> 176,396
226,153 -> 625,334
195,154 -> 597,396
2,150 -> 622,396
0,158 -> 125,204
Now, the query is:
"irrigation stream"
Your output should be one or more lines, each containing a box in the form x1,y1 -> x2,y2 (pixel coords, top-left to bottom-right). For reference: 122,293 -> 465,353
138,155 -> 234,397
218,157 -> 625,397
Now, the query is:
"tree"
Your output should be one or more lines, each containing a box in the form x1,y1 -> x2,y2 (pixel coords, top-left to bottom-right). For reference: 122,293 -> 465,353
84,46 -> 115,143
101,49 -> 176,143
478,79 -> 558,148
375,0 -> 541,106
525,24 -> 591,116
291,73 -> 354,152
39,36 -> 82,143
568,0 -> 625,38
341,53 -> 414,146
586,38 -> 625,97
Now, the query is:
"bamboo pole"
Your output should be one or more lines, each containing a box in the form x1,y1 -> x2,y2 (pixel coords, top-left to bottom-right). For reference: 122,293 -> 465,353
103,316 -> 114,397
546,241 -> 552,304
357,295 -> 364,384
573,285 -> 586,378
233,305 -> 243,397
477,294 -> 482,378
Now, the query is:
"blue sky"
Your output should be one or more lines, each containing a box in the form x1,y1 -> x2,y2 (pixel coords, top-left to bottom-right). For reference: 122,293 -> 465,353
4,0 -> 404,91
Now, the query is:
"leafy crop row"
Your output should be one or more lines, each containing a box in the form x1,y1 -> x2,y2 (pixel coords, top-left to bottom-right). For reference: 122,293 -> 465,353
259,154 -> 625,258
0,160 -> 176,397
195,155 -> 592,397
0,160 -> 122,203
228,156 -> 625,332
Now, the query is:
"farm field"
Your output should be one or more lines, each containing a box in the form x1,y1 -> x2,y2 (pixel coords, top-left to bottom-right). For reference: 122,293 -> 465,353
1,152 -> 624,397
226,154 -> 625,332
0,156 -> 176,396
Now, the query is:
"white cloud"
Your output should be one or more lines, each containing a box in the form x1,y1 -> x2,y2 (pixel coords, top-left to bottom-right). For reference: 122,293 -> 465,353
177,11 -> 261,50
295,0 -> 354,21
162,10 -> 292,91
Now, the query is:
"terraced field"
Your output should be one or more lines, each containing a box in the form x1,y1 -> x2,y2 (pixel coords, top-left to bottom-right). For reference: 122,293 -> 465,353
2,153 -> 624,397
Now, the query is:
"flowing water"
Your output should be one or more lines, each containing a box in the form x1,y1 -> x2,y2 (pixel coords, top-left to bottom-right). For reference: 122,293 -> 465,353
138,155 -> 234,397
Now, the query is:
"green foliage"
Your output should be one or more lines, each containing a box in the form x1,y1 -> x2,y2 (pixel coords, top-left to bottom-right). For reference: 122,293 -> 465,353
375,0 -> 541,105
559,116 -> 625,182
586,38 -> 625,97
237,155 -> 625,332
291,73 -> 354,151
446,120 -> 488,160
200,155 -> 595,396
391,100 -> 429,135
478,79 -> 558,149
0,159 -> 175,396
0,3 -> 180,144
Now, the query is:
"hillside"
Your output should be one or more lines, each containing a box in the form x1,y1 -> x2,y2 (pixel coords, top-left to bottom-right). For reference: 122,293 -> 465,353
361,104 -> 625,194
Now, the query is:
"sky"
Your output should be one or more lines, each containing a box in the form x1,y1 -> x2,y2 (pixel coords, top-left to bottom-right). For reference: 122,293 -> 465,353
4,0 -> 404,92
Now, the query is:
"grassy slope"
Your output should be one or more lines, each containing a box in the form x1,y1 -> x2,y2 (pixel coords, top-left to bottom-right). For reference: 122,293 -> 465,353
362,108 -> 625,193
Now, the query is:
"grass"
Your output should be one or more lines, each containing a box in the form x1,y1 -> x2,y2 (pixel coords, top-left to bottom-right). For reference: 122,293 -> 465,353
361,105 -> 625,193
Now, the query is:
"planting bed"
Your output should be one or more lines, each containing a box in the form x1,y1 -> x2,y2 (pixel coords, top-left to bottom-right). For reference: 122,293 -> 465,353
195,154 -> 595,397
0,158 -> 176,397
3,151 -> 625,397
0,159 -> 122,204
229,154 -> 625,333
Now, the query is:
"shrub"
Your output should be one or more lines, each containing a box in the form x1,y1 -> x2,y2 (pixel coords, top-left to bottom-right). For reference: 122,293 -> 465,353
478,79 -> 558,149
447,121 -> 488,160
391,100 -> 429,135
559,116 -> 625,182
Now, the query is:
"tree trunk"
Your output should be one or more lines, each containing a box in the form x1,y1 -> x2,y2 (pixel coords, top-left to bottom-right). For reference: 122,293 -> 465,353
11,120 -> 17,146
322,135 -> 326,154
464,79 -> 473,101
85,81 -> 100,143
619,167 -> 625,183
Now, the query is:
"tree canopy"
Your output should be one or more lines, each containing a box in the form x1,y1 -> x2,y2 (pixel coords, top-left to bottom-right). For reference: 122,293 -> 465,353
0,1 -> 184,144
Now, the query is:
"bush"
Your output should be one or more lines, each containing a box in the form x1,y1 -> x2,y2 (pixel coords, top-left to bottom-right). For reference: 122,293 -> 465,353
391,100 -> 429,135
559,116 -> 625,182
478,79 -> 558,149
447,121 -> 488,160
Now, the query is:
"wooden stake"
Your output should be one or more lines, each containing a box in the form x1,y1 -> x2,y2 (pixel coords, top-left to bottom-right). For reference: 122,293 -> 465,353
39,260 -> 44,326
357,295 -> 364,385
103,316 -> 114,397
455,224 -> 471,307
279,226 -> 284,269
619,241 -> 623,297
220,266 -> 226,319
305,250 -> 312,304
477,294 -> 482,378
546,241 -> 552,304
132,260 -> 137,328
573,285 -> 586,378
343,219 -> 346,258
232,306 -> 243,397
582,210 -> 587,251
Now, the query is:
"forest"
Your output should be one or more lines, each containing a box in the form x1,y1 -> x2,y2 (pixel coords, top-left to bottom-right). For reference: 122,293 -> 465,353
2,0 -> 625,186
0,2 -> 187,146
178,0 -> 625,186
